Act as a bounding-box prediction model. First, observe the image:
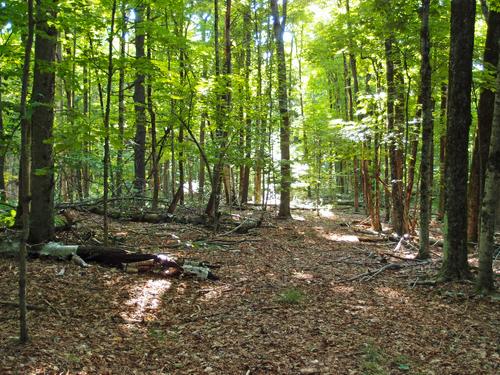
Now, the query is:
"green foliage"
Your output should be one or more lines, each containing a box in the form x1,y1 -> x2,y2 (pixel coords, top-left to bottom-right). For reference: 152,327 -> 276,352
277,288 -> 304,305
0,206 -> 16,228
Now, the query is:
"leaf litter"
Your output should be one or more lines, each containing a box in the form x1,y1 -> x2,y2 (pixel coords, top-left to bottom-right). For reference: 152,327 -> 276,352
0,209 -> 498,374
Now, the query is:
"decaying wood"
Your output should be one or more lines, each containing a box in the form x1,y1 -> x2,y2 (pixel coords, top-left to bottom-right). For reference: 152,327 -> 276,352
39,242 -> 219,280
345,263 -> 402,282
220,217 -> 262,236
343,260 -> 431,282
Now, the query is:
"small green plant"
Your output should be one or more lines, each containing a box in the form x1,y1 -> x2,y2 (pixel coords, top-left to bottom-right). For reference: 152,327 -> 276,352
278,288 -> 304,305
148,328 -> 167,342
361,342 -> 389,375
393,354 -> 411,372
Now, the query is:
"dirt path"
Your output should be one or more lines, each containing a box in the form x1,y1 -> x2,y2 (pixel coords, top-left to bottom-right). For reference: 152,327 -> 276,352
0,210 -> 498,374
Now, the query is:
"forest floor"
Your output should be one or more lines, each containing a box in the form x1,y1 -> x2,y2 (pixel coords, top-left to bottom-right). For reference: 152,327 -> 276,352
0,207 -> 499,375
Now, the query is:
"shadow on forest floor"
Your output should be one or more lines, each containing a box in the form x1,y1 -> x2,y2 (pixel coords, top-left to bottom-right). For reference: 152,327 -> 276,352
0,207 -> 498,374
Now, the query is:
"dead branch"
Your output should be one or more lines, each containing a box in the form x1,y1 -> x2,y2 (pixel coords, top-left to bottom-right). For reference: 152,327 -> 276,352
343,260 -> 431,282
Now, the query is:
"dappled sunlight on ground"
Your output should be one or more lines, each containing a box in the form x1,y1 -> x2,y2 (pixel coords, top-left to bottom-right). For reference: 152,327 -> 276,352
324,233 -> 360,242
319,209 -> 336,219
312,225 -> 361,243
1,209 -> 498,374
374,286 -> 410,304
330,285 -> 355,294
292,270 -> 314,280
199,284 -> 232,302
121,279 -> 171,323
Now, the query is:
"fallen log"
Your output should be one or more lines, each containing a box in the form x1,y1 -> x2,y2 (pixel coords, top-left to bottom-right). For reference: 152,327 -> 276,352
39,242 -> 218,280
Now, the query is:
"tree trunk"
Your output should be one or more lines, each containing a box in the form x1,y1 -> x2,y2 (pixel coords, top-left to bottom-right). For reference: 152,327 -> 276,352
102,0 -> 117,246
270,0 -> 292,219
254,4 -> 264,205
353,157 -> 359,212
418,0 -> 433,259
240,8 -> 252,205
82,63 -> 90,199
29,0 -> 58,245
437,83 -> 447,221
440,0 -> 476,281
476,50 -> 500,293
199,115 -> 206,201
18,0 -> 35,344
0,76 -> 6,201
385,37 -> 408,236
467,9 -> 500,242
115,1 -> 126,199
133,3 -> 147,196
147,8 -> 159,210
205,0 -> 230,223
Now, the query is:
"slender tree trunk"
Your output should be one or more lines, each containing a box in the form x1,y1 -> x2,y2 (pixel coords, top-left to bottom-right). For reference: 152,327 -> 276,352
254,4 -> 264,204
385,37 -> 408,236
271,0 -> 292,219
418,0 -> 433,259
440,0 -> 476,281
163,160 -> 170,199
0,76 -> 6,201
199,115 -> 206,200
29,0 -> 58,245
102,0 -> 117,247
405,103 -> 421,215
147,8 -> 159,210
82,62 -> 90,199
476,50 -> 500,293
17,0 -> 35,344
467,9 -> 500,242
240,8 -> 252,205
133,3 -> 147,196
437,83 -> 447,220
116,1 -> 126,198
372,132 -> 382,231
205,0 -> 229,223
353,157 -> 359,212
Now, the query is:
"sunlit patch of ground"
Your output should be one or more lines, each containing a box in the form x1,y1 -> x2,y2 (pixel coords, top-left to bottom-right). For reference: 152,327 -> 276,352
121,278 -> 171,323
292,270 -> 314,280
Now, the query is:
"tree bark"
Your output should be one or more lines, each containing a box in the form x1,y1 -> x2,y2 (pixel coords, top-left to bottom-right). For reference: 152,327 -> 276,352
147,7 -> 159,210
476,49 -> 500,293
0,76 -> 6,201
17,0 -> 35,344
254,3 -> 264,205
205,0 -> 230,223
240,7 -> 252,205
467,9 -> 500,242
102,0 -> 117,246
29,0 -> 58,245
115,1 -> 126,199
437,84 -> 447,221
385,37 -> 408,236
270,0 -> 292,219
133,3 -> 147,196
440,0 -> 476,281
418,0 -> 433,259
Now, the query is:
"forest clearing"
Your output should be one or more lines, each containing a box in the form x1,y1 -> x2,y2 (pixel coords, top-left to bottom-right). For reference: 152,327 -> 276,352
1,207 -> 498,374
